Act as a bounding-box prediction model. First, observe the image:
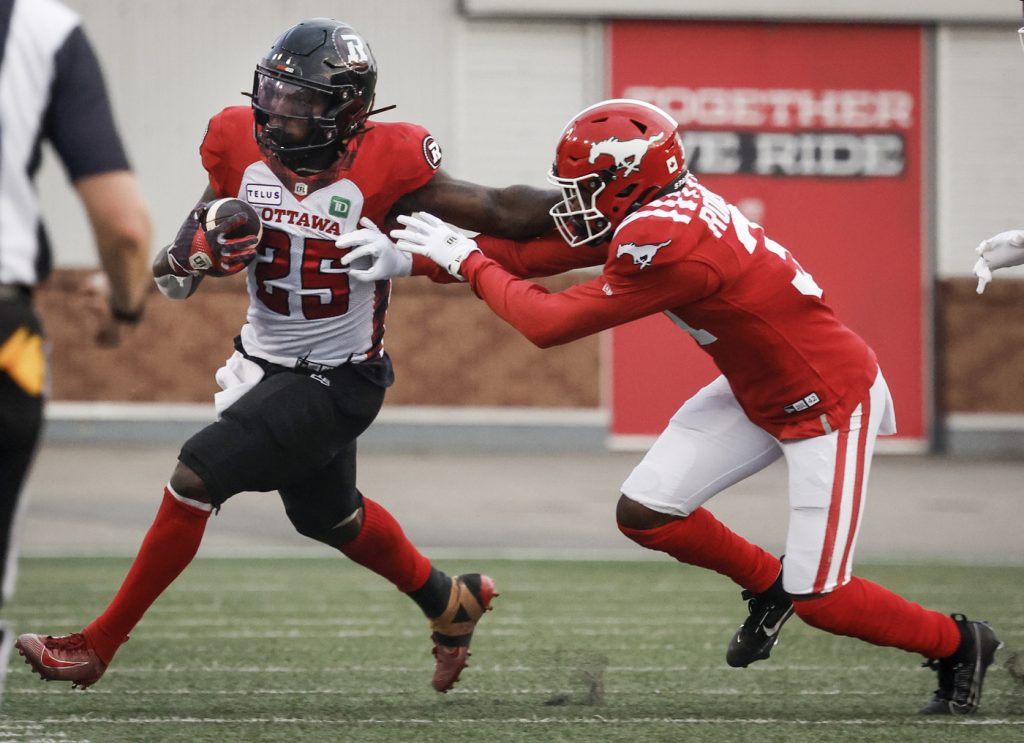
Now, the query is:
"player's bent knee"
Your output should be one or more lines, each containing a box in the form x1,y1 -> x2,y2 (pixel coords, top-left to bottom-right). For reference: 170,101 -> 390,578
288,504 -> 364,547
616,494 -> 677,531
168,462 -> 213,504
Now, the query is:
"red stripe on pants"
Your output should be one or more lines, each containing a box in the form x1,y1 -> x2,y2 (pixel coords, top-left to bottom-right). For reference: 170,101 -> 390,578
813,427 -> 849,593
837,393 -> 871,584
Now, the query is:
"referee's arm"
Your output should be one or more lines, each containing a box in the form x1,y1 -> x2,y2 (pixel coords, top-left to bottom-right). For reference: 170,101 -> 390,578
47,24 -> 152,322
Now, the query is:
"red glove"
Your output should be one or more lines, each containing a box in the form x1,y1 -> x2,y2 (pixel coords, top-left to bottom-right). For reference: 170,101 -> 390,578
166,202 -> 260,277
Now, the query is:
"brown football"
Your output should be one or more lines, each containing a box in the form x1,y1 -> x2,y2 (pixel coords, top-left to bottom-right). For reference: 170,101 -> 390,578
202,198 -> 263,275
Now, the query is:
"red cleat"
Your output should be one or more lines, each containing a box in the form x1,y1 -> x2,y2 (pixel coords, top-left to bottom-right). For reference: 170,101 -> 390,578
429,574 -> 497,693
15,632 -> 108,690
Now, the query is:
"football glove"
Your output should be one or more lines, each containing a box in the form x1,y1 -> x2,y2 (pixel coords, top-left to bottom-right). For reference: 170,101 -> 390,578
166,203 -> 260,277
390,212 -> 481,281
336,217 -> 412,281
973,229 -> 1024,294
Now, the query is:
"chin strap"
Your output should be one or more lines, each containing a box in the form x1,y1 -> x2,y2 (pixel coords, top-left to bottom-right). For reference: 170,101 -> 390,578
366,104 -> 396,117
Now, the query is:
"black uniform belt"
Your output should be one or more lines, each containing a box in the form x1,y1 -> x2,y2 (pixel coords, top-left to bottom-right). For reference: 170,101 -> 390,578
295,357 -> 335,373
0,284 -> 32,302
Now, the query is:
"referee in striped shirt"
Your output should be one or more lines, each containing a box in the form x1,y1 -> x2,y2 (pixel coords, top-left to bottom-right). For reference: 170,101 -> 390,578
0,0 -> 151,693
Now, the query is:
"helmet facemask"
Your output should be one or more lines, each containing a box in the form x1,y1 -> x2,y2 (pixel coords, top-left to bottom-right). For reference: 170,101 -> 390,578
548,170 -> 612,247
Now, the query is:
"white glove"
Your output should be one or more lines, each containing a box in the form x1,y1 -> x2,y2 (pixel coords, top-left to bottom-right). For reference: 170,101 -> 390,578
973,229 -> 1024,294
336,217 -> 412,281
390,212 -> 481,281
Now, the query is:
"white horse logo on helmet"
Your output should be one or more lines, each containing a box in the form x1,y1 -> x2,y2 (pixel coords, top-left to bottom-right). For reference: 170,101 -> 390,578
589,133 -> 665,175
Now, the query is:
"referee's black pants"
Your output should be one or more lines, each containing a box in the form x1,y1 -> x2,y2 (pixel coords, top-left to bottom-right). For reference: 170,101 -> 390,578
0,295 -> 45,607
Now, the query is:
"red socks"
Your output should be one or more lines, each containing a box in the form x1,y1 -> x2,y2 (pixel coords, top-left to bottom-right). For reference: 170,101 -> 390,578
618,507 -> 781,593
84,487 -> 211,665
793,576 -> 960,658
620,510 -> 960,659
82,492 -> 432,666
337,497 -> 432,593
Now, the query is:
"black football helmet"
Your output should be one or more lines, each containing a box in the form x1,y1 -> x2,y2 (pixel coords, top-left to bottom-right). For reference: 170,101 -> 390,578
252,18 -> 378,175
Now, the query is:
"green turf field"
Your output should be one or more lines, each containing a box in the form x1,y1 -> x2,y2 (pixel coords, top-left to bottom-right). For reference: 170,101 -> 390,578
2,557 -> 1022,742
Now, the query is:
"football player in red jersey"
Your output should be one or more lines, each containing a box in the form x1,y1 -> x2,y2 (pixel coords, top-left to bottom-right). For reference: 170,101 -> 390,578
394,99 -> 1002,714
15,18 -> 558,694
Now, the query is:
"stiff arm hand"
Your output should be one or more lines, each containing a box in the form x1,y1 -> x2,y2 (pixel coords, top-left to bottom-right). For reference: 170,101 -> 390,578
390,212 -> 481,280
336,217 -> 412,281
974,229 -> 1024,294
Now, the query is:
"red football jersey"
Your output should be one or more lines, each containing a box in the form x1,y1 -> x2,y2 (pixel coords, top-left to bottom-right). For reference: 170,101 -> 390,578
201,106 -> 437,226
461,173 -> 878,439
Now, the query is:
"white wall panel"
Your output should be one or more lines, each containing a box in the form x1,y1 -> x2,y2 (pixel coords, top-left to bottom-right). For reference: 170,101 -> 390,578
447,19 -> 601,188
936,26 -> 1024,278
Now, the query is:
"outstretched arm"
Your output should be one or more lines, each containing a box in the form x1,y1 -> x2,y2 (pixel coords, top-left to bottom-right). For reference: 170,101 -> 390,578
460,252 -> 716,348
410,230 -> 604,284
392,169 -> 559,240
392,213 -> 719,347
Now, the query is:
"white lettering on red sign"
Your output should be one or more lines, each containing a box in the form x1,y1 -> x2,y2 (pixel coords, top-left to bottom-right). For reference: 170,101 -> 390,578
623,86 -> 915,130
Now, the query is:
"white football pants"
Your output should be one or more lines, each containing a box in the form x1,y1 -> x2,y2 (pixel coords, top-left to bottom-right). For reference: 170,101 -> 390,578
620,371 -> 895,595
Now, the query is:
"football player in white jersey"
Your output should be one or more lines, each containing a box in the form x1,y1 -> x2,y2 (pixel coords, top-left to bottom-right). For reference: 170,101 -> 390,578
16,17 -> 557,695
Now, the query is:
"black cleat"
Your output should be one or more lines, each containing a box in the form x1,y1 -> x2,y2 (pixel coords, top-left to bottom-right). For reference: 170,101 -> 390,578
919,614 -> 1002,715
726,571 -> 794,668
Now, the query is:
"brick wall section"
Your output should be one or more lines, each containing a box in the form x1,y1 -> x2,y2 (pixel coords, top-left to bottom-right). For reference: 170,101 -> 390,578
37,271 -> 1024,413
35,270 -> 601,407
938,278 -> 1024,413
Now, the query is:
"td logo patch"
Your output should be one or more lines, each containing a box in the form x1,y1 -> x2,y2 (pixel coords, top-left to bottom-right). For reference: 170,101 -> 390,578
329,196 -> 351,218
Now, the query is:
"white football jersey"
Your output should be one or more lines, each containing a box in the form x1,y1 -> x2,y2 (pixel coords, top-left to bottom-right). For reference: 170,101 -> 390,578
237,161 -> 384,368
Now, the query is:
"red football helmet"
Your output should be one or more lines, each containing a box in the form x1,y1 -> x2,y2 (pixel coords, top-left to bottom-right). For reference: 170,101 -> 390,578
548,99 -> 686,246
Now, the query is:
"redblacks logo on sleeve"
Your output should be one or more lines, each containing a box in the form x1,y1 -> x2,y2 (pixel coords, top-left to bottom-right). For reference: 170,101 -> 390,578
422,135 -> 442,169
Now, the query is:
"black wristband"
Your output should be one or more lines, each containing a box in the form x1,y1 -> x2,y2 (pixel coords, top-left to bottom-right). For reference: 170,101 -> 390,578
110,303 -> 145,324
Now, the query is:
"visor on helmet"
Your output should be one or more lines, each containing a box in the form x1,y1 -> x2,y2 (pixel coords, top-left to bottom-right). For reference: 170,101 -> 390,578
254,75 -> 334,119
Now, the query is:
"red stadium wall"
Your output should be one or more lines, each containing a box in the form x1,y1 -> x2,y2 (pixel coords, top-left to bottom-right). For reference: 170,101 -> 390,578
607,21 -> 927,446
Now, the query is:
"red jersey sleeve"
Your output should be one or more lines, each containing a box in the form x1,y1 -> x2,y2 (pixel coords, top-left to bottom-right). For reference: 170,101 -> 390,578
383,123 -> 439,195
460,249 -> 719,348
411,230 -> 604,284
474,231 -> 605,278
357,123 -> 441,226
199,107 -> 263,198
